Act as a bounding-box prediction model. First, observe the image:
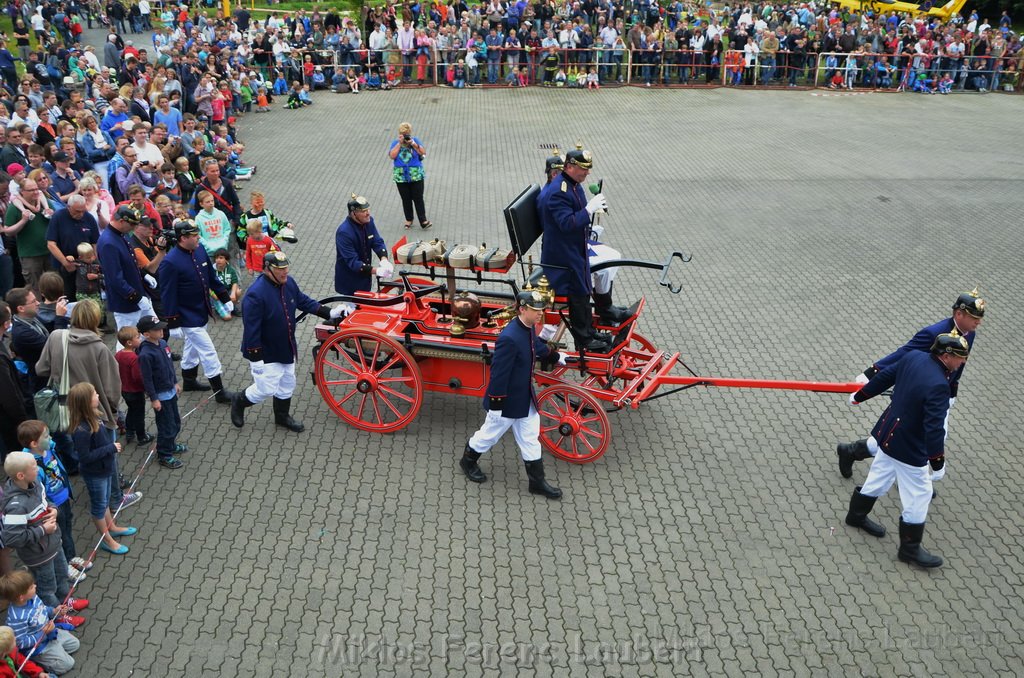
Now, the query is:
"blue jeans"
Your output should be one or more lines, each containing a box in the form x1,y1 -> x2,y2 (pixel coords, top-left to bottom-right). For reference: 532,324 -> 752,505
487,59 -> 500,83
82,470 -> 118,519
31,549 -> 69,607
155,395 -> 181,459
57,501 -> 76,563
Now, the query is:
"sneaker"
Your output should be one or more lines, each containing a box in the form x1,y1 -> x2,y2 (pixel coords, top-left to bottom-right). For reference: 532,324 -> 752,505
120,491 -> 143,508
68,565 -> 86,581
55,615 -> 86,628
136,433 -> 155,446
119,473 -> 131,490
158,456 -> 184,469
174,443 -> 189,454
67,597 -> 89,611
70,557 -> 93,572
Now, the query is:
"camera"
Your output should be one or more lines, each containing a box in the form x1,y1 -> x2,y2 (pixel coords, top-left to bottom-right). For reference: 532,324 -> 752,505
402,133 -> 412,142
157,228 -> 177,251
141,160 -> 150,166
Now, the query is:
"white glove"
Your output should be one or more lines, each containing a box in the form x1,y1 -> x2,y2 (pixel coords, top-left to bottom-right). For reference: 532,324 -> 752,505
854,373 -> 869,385
948,396 -> 956,408
848,392 -> 859,405
144,274 -> 158,289
931,465 -> 946,481
329,304 -> 347,319
585,193 -> 608,216
224,301 -> 234,313
590,223 -> 605,239
376,259 -> 394,278
557,352 -> 567,366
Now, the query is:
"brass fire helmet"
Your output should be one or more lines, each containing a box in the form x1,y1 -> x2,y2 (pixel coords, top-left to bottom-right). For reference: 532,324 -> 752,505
452,292 -> 482,329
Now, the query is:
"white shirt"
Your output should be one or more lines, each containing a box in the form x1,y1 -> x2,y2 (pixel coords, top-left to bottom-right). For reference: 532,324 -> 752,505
132,141 -> 164,167
30,13 -> 44,31
139,0 -> 150,14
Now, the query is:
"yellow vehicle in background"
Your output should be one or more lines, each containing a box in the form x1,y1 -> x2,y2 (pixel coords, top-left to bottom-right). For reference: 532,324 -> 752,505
834,0 -> 967,20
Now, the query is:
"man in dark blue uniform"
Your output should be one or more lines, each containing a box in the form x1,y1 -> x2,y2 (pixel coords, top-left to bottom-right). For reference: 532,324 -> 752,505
837,288 -> 985,480
334,194 -> 393,296
97,205 -> 153,334
843,330 -> 970,568
460,291 -> 565,499
232,251 -> 343,432
538,148 -> 623,353
158,219 -> 237,404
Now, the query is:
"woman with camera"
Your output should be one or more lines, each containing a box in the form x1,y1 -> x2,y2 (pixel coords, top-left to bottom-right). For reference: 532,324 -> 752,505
387,122 -> 432,230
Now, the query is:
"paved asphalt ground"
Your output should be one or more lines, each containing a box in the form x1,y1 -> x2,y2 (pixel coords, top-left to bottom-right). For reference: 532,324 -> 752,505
64,24 -> 1024,678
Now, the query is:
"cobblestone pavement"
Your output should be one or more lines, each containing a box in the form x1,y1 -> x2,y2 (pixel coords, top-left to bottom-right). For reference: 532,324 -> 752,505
67,39 -> 1023,677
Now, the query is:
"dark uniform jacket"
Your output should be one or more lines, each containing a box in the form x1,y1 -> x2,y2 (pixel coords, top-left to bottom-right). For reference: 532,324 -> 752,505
158,245 -> 228,328
538,171 -> 591,296
241,274 -> 323,364
870,317 -> 975,396
855,351 -> 952,468
334,215 -> 386,296
484,317 -> 551,419
97,226 -> 147,313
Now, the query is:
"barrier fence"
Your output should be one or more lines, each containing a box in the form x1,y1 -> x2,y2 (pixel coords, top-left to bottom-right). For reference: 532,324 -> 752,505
259,45 -> 1021,93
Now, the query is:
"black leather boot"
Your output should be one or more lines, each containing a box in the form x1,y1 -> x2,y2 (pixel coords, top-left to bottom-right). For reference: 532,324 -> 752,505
230,392 -> 254,428
181,366 -> 211,391
524,459 -> 562,499
592,291 -> 631,324
459,443 -> 487,483
208,374 -> 236,403
897,519 -> 943,568
836,439 -> 872,478
273,397 -> 304,432
567,295 -> 610,353
844,486 -> 886,537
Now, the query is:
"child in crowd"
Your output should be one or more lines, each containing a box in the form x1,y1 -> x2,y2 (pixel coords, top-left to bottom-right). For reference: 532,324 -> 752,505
0,571 -> 81,675
74,244 -> 105,327
153,193 -> 176,230
237,191 -> 297,248
244,222 -> 280,276
194,190 -> 232,256
347,68 -> 360,93
937,72 -> 954,94
256,87 -> 270,112
239,76 -> 254,112
0,451 -> 87,610
173,156 -> 196,204
298,84 -> 314,106
35,273 -> 67,333
829,70 -> 844,89
912,70 -> 934,93
586,66 -> 599,90
273,70 -> 289,95
366,66 -> 382,90
211,82 -> 228,126
285,81 -> 305,109
452,59 -> 466,88
115,326 -> 153,447
68,381 -> 140,555
554,66 -> 567,86
212,249 -> 241,317
18,421 -> 92,582
0,624 -> 48,678
137,316 -> 186,469
152,162 -> 182,203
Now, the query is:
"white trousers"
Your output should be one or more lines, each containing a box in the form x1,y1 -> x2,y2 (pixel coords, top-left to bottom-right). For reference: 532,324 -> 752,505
589,243 -> 621,295
860,449 -> 933,523
181,325 -> 222,377
469,405 -> 542,462
244,361 -> 296,402
866,399 -> 952,482
113,296 -> 155,350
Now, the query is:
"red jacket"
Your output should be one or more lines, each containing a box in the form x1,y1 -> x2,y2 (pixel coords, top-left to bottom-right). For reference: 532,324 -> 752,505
116,348 -> 145,393
0,649 -> 46,677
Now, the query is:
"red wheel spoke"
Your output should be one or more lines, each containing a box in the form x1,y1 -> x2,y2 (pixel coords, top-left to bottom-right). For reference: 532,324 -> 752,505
540,425 -> 561,434
579,415 -> 603,425
378,375 -> 415,385
370,393 -> 384,425
375,352 -> 403,374
356,392 -> 368,421
579,425 -> 604,438
370,341 -> 382,369
323,378 -> 357,386
579,435 -> 598,453
322,358 -> 358,377
337,389 -> 359,406
377,383 -> 413,405
570,436 -> 580,458
376,390 -> 404,418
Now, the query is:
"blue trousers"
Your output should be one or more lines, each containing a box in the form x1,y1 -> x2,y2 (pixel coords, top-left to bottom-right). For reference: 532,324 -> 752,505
155,395 -> 181,459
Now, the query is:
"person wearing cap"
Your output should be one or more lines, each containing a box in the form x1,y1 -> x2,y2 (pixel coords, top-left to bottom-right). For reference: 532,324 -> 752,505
136,314 -> 186,469
158,219 -> 237,403
842,330 -> 970,568
48,151 -> 81,204
334,194 -> 392,296
231,250 -> 343,433
460,290 -> 565,499
836,288 -> 985,482
537,147 -> 621,353
97,205 -> 153,335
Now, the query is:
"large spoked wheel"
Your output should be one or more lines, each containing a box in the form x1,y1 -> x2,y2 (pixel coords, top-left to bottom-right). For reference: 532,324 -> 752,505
627,332 -> 656,353
536,384 -> 611,464
315,328 -> 423,433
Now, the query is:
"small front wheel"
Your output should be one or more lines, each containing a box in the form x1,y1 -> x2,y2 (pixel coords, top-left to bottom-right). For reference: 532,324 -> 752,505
536,384 -> 611,464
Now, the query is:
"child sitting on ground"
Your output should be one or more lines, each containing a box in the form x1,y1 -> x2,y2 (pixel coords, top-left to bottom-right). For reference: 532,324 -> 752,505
347,68 -> 361,93
18,421 -> 92,583
937,72 -> 954,94
0,452 -> 87,613
0,624 -> 48,678
115,327 -> 154,447
137,316 -> 186,469
298,84 -> 314,106
244,222 -> 280,276
256,87 -> 270,112
585,66 -> 599,90
0,570 -> 81,675
285,81 -> 304,109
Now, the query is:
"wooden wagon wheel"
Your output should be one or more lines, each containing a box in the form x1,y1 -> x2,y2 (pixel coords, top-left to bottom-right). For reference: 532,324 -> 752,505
315,327 -> 423,433
536,384 -> 611,464
627,331 -> 656,353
